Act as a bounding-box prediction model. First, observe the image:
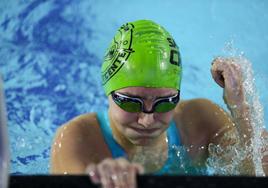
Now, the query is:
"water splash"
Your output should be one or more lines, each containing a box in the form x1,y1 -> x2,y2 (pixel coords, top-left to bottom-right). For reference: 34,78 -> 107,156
130,145 -> 205,175
239,57 -> 266,176
207,40 -> 266,176
207,130 -> 253,175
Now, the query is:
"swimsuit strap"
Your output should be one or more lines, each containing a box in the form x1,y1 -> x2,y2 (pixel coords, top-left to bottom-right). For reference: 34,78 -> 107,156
167,119 -> 181,146
97,111 -> 126,158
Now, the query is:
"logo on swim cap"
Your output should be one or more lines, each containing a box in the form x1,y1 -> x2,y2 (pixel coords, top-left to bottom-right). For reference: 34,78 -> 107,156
102,23 -> 135,85
101,20 -> 182,96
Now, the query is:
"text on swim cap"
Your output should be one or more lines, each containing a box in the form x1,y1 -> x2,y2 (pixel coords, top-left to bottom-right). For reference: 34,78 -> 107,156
167,37 -> 181,66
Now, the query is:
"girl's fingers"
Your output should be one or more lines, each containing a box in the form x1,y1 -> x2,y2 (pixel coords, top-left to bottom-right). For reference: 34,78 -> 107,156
133,163 -> 145,174
98,160 -> 114,188
211,57 -> 245,107
127,165 -> 138,188
114,158 -> 131,188
86,164 -> 100,184
87,158 -> 143,188
211,58 -> 226,88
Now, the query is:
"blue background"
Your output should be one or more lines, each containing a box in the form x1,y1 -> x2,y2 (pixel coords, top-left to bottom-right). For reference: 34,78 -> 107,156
0,0 -> 267,174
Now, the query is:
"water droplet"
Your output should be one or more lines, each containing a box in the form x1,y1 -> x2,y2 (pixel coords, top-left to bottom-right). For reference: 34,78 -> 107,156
164,52 -> 168,57
231,105 -> 237,109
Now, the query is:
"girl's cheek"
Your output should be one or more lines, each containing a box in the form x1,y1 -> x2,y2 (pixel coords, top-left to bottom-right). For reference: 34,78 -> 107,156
113,108 -> 138,124
154,111 -> 174,124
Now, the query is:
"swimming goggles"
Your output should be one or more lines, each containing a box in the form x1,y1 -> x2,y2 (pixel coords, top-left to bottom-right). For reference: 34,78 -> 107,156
111,91 -> 180,113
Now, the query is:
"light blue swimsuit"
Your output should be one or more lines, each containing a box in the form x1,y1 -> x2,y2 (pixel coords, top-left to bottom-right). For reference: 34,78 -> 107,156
96,111 -> 183,175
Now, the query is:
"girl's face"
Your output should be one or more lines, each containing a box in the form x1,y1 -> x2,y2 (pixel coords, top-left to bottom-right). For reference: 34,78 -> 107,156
108,87 -> 178,146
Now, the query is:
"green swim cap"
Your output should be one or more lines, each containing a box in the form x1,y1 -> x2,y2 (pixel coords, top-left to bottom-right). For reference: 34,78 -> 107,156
101,20 -> 182,96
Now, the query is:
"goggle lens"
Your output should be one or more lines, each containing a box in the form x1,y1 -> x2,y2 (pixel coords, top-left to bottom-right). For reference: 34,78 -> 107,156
115,100 -> 141,113
111,91 -> 180,113
154,102 -> 177,113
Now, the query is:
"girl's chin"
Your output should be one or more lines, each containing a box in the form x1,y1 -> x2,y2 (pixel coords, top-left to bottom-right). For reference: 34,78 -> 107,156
127,135 -> 157,146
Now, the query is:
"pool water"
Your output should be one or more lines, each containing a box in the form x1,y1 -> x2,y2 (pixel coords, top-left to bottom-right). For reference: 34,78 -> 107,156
0,0 -> 267,174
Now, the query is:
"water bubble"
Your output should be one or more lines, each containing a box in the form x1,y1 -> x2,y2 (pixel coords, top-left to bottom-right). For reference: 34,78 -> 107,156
199,146 -> 205,150
163,52 -> 168,58
111,175 -> 118,180
231,105 -> 237,109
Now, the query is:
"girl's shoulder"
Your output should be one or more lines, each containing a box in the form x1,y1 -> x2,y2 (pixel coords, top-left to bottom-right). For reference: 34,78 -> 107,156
50,113 -> 112,174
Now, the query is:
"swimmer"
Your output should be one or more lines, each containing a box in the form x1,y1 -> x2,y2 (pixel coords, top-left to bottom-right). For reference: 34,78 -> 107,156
50,20 -> 268,187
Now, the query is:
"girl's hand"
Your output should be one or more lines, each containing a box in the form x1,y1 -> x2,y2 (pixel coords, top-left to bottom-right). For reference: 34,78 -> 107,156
211,57 -> 245,110
86,158 -> 144,188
